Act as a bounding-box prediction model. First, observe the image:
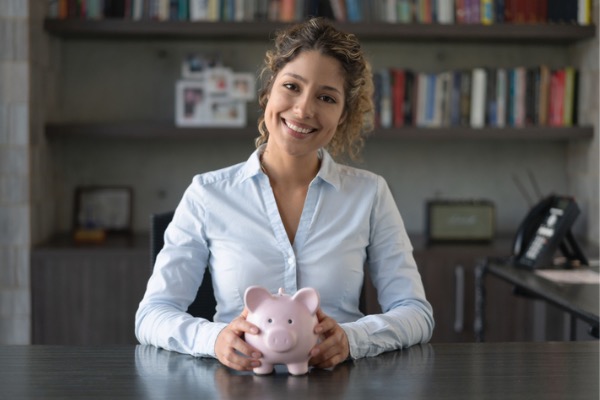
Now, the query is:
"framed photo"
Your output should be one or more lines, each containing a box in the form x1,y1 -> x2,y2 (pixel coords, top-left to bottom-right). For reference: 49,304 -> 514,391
205,67 -> 232,94
207,99 -> 246,127
175,80 -> 209,126
182,52 -> 223,79
74,186 -> 132,233
231,72 -> 256,100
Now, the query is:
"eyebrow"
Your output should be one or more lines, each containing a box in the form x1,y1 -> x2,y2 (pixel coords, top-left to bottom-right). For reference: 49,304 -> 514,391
283,72 -> 342,95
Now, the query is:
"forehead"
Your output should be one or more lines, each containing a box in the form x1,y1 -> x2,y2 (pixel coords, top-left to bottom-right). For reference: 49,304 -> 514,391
278,51 -> 345,90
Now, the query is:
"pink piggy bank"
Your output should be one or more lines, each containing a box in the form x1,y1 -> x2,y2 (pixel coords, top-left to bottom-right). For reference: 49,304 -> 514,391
244,286 -> 320,375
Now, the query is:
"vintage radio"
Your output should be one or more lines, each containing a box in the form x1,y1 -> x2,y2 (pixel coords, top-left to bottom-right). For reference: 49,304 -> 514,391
426,200 -> 495,243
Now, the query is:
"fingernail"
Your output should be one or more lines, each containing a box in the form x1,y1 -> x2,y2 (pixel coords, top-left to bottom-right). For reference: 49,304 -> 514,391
311,348 -> 320,356
250,327 -> 259,334
315,326 -> 323,333
251,361 -> 261,367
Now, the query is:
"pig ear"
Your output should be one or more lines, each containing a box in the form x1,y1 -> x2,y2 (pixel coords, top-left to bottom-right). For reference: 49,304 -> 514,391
244,286 -> 272,313
293,288 -> 320,315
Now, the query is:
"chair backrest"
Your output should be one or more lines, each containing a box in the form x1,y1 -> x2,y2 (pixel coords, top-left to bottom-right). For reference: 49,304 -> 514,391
150,211 -> 217,321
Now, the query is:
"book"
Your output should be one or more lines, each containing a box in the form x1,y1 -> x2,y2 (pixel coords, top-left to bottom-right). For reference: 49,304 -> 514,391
438,71 -> 453,127
455,0 -> 467,23
496,68 -> 507,127
485,67 -> 497,126
538,65 -> 550,126
345,0 -> 362,22
524,67 -> 537,126
449,71 -> 462,126
437,0 -> 454,24
494,0 -> 504,23
392,69 -> 406,128
470,68 -> 487,128
190,0 -> 209,21
379,69 -> 393,128
578,0 -> 592,25
416,72 -> 429,127
481,0 -> 494,24
424,73 -> 437,126
382,0 -> 397,23
373,71 -> 382,128
397,0 -> 413,23
404,70 -> 417,126
459,70 -> 471,126
513,67 -> 526,127
280,0 -> 297,21
563,66 -> 576,126
548,68 -> 565,126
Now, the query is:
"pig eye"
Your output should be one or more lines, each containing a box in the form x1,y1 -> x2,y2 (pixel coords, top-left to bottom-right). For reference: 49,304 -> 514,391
267,318 -> 273,323
288,319 -> 293,324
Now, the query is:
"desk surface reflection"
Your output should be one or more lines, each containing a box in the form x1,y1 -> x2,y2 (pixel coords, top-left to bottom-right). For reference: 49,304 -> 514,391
1,342 -> 597,399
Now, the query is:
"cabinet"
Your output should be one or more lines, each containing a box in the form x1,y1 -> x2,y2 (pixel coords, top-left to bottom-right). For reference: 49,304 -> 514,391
413,239 -> 536,342
31,234 -> 149,344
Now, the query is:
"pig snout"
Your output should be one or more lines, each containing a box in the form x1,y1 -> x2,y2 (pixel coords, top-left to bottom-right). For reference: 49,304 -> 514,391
264,327 -> 297,353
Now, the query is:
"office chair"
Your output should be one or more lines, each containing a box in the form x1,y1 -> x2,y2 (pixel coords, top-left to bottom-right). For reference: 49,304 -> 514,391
150,211 -> 217,321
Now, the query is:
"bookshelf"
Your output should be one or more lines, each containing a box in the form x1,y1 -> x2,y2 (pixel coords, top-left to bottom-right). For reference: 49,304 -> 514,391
44,19 -> 595,42
43,19 -> 596,142
37,12 -> 598,344
45,122 -> 594,141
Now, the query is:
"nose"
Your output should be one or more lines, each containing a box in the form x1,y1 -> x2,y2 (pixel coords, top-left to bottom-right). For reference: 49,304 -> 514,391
265,327 -> 297,353
294,95 -> 314,119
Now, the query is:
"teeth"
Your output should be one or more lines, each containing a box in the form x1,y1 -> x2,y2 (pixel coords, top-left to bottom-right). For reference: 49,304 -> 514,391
286,120 -> 314,134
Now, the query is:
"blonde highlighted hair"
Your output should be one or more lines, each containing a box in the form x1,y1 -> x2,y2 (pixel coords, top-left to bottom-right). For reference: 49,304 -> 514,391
255,17 -> 374,161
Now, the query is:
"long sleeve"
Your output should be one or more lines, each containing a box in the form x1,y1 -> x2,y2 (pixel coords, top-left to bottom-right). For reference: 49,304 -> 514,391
341,176 -> 434,359
135,183 -> 228,358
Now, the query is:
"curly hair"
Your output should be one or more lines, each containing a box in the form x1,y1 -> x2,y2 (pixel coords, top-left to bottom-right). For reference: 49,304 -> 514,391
255,17 -> 374,161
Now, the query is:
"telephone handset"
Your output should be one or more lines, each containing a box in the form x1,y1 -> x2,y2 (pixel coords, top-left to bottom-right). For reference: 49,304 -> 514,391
513,195 -> 588,269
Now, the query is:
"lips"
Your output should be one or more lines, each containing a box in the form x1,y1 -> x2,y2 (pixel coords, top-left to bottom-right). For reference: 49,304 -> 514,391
283,119 -> 317,135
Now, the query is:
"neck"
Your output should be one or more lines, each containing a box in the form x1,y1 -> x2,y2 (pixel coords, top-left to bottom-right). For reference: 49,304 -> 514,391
260,151 -> 319,188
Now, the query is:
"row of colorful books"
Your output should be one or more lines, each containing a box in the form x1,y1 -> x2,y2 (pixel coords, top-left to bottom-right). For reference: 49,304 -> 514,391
48,0 -> 593,25
373,66 -> 578,129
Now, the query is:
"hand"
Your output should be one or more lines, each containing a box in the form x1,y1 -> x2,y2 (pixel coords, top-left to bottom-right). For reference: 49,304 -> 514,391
309,309 -> 350,369
214,308 -> 262,371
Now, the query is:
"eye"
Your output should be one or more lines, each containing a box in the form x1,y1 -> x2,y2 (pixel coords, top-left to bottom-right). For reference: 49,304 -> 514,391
319,95 -> 337,104
283,82 -> 298,91
288,319 -> 293,324
268,318 -> 273,323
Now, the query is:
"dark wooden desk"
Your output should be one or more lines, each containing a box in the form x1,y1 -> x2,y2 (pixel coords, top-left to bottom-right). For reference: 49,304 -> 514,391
476,258 -> 600,341
1,343 -> 597,399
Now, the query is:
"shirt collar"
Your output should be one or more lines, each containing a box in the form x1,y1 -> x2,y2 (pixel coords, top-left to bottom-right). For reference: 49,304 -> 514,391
239,145 -> 341,191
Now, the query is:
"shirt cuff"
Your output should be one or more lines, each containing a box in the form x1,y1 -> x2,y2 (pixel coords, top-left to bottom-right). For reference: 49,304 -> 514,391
195,321 -> 228,358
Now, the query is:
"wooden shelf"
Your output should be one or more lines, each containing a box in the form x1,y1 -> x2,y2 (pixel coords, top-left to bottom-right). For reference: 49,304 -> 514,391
45,122 -> 594,141
43,19 -> 596,43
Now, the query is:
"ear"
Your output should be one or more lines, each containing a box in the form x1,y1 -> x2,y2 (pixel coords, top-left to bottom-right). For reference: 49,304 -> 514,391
244,286 -> 272,313
338,110 -> 347,126
292,288 -> 320,315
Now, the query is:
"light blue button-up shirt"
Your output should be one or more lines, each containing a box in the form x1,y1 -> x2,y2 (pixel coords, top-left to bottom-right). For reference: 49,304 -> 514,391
136,146 -> 434,359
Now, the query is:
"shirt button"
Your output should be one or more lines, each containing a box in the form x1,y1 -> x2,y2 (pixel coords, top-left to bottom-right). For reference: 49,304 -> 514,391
287,257 -> 294,265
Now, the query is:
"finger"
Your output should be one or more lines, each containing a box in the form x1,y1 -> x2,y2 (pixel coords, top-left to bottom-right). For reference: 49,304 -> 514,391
216,331 -> 262,371
314,309 -> 335,335
230,314 -> 260,336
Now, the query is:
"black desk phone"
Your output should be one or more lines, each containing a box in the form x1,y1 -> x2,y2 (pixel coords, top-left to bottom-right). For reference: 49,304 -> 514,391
513,195 -> 588,269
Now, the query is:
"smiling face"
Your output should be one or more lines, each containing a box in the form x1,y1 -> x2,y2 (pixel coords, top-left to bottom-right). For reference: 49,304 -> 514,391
263,50 -> 346,161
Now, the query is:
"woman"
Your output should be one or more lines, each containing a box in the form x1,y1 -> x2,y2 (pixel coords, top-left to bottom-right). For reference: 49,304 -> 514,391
136,17 -> 434,372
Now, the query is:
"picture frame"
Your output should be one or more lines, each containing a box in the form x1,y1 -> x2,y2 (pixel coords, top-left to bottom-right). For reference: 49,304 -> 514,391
181,53 -> 222,79
205,67 -> 232,94
176,80 -> 247,127
175,80 -> 209,126
74,186 -> 133,233
231,72 -> 256,100
207,99 -> 246,127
